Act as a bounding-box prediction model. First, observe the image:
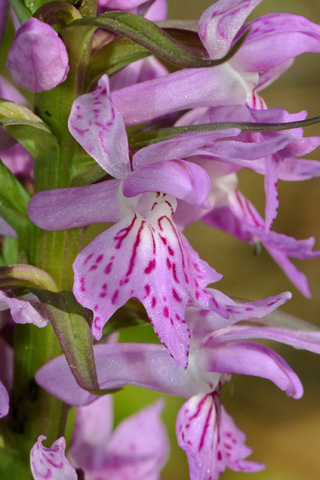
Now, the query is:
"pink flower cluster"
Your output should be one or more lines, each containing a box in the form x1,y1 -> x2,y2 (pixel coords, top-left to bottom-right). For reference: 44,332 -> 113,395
1,0 -> 320,479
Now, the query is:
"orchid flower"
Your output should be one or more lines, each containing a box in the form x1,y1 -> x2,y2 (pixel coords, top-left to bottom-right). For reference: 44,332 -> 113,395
110,0 -> 320,125
36,299 -> 320,479
28,74 -> 252,368
30,398 -> 169,480
201,173 -> 320,297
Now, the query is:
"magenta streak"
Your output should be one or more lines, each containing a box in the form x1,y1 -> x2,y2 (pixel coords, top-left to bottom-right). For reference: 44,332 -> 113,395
84,253 -> 94,266
165,200 -> 174,216
31,462 -> 51,479
172,263 -> 179,283
144,258 -> 156,274
160,216 -> 189,284
125,221 -> 145,277
104,262 -> 113,274
96,254 -> 104,263
166,258 -> 171,269
189,394 -> 211,421
172,288 -> 182,302
163,306 -> 169,317
72,125 -> 90,136
42,453 -> 63,468
151,202 -> 158,211
151,296 -> 157,308
94,316 -> 102,331
144,284 -> 151,297
198,398 -> 214,452
111,290 -> 119,304
114,215 -> 137,249
146,224 -> 156,254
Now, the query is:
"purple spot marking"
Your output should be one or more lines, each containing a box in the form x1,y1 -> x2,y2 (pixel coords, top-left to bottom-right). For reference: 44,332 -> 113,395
84,253 -> 94,266
96,254 -> 104,263
163,306 -> 169,318
99,292 -> 107,298
172,288 -> 182,302
151,297 -> 157,308
104,262 -> 113,274
94,317 -> 102,331
89,264 -> 98,272
144,284 -> 151,297
166,258 -> 171,269
144,258 -> 156,274
112,290 -> 119,304
80,277 -> 86,292
168,245 -> 174,256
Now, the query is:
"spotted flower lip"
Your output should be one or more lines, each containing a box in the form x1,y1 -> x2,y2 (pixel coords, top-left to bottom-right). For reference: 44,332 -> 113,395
176,392 -> 265,480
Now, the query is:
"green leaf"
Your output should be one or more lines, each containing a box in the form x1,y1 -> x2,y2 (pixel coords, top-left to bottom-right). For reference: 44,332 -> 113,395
0,264 -> 57,290
2,238 -> 19,265
29,289 -> 100,391
0,101 -> 60,184
87,36 -> 151,86
34,1 -> 82,30
68,11 -> 247,68
0,160 -> 33,240
70,148 -> 107,186
129,116 -> 320,150
0,159 -> 30,213
8,0 -> 31,24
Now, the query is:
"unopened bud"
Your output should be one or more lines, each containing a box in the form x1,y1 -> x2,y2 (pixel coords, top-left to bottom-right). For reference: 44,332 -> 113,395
6,18 -> 69,92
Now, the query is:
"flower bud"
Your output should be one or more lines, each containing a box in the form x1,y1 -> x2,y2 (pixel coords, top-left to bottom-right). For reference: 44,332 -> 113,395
6,18 -> 69,92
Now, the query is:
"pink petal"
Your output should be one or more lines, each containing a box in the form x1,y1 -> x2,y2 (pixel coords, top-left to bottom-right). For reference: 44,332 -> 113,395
202,341 -> 303,398
233,13 -> 320,72
133,129 -> 240,169
198,0 -> 262,59
73,192 -> 225,368
0,291 -> 50,328
30,435 -> 77,480
106,399 -> 169,479
123,160 -> 211,207
69,395 -> 114,471
69,75 -> 131,179
36,343 -> 198,406
0,381 -> 9,419
28,180 -> 122,230
176,392 -> 263,480
111,66 -> 253,126
110,57 -> 168,91
0,217 -> 17,237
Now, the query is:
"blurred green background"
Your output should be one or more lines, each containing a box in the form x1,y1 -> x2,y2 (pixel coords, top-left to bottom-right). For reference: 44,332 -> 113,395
1,1 -> 320,479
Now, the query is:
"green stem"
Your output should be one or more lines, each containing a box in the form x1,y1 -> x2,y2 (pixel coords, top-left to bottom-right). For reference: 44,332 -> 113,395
7,22 -> 95,479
